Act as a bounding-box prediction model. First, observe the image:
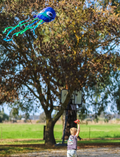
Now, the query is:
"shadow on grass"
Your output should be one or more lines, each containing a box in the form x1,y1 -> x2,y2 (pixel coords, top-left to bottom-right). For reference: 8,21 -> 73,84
0,139 -> 45,145
56,139 -> 120,145
0,140 -> 120,156
0,147 -> 8,151
77,139 -> 120,144
14,140 -> 44,144
96,135 -> 120,138
0,146 -> 38,156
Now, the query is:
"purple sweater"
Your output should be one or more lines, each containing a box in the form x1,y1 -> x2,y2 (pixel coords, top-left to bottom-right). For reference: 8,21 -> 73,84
67,135 -> 77,150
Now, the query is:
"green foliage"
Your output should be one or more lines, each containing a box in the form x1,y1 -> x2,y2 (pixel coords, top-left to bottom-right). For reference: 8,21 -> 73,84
116,118 -> 120,121
36,120 -> 41,123
39,112 -> 46,123
103,0 -> 120,13
94,117 -> 99,123
12,108 -> 19,117
0,110 -> 9,122
9,108 -> 19,120
113,84 -> 120,112
104,118 -> 109,123
78,105 -> 87,121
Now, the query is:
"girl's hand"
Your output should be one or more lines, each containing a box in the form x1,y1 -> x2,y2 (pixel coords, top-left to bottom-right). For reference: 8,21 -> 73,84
77,120 -> 80,124
74,119 -> 80,124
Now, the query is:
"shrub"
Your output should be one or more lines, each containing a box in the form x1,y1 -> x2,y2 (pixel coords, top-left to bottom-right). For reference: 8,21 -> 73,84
39,112 -> 46,123
116,118 -> 120,121
94,118 -> 99,123
36,120 -> 41,123
104,118 -> 109,123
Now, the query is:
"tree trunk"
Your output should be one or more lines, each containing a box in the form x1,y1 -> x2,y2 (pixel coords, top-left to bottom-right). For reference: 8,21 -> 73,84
64,109 -> 77,140
64,108 -> 82,141
61,112 -> 65,136
45,119 -> 56,145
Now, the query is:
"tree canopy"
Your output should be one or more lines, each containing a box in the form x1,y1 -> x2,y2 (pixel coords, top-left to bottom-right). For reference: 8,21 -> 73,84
0,0 -> 120,144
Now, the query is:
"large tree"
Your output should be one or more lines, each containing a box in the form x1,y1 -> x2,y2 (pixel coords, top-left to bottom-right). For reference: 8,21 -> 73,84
0,0 -> 120,145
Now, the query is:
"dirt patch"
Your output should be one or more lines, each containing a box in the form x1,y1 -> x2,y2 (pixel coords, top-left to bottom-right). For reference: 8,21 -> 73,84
1,143 -> 120,157
9,147 -> 120,157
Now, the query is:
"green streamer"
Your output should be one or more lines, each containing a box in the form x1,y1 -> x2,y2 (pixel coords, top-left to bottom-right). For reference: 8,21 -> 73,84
3,18 -> 39,37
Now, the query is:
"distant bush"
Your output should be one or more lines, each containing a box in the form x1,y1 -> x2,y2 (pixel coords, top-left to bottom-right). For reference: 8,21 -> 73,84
39,112 -> 46,123
80,121 -> 88,125
0,111 -> 9,123
104,119 -> 109,123
116,118 -> 120,121
36,120 -> 41,123
26,120 -> 31,123
86,118 -> 92,121
94,118 -> 99,123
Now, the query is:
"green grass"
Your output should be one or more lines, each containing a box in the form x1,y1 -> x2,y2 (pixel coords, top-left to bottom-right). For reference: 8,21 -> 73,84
79,124 -> 120,138
0,123 -> 45,139
0,139 -> 120,145
0,123 -> 119,156
0,123 -> 120,141
55,123 -> 120,139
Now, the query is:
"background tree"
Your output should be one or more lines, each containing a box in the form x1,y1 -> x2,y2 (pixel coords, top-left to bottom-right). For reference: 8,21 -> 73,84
0,108 -> 9,122
0,0 -> 120,145
39,112 -> 46,123
102,0 -> 120,13
112,71 -> 120,113
78,105 -> 88,121
9,108 -> 18,121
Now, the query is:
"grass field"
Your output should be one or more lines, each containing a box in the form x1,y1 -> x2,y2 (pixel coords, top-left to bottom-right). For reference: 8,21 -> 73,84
0,123 -> 120,156
0,123 -> 120,140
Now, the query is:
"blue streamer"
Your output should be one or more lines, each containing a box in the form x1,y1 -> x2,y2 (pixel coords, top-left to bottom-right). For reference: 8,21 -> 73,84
3,18 -> 39,41
33,20 -> 44,36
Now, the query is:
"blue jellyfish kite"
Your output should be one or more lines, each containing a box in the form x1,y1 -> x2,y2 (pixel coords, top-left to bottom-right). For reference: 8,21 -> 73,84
3,7 -> 56,42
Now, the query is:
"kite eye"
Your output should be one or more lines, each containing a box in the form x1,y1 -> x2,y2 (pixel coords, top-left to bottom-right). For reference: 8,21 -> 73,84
46,11 -> 53,17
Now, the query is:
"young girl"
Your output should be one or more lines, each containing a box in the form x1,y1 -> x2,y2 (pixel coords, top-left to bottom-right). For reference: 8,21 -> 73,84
67,120 -> 80,157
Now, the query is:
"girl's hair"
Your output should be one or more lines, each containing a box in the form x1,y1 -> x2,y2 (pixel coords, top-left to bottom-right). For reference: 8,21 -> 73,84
70,127 -> 77,135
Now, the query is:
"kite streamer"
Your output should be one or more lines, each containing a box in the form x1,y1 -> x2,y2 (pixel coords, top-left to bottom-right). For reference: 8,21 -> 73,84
3,7 -> 56,42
